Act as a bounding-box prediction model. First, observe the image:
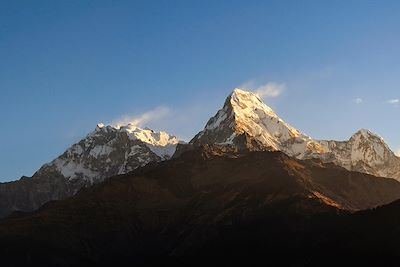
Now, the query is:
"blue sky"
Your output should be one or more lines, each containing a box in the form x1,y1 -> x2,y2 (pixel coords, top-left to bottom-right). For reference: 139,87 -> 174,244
1,0 -> 400,181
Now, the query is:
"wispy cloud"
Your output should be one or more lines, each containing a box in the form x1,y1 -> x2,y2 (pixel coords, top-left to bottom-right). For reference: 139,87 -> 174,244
396,149 -> 400,157
354,98 -> 363,104
240,81 -> 286,99
387,99 -> 399,105
112,106 -> 172,128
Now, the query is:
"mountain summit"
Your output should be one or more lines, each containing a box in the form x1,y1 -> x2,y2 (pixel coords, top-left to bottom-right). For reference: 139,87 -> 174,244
191,89 -> 325,157
37,123 -> 179,184
192,88 -> 400,181
320,129 -> 400,179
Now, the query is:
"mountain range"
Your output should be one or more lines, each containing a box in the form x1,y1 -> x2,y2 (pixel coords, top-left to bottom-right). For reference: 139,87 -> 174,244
1,88 -> 400,219
1,88 -> 400,266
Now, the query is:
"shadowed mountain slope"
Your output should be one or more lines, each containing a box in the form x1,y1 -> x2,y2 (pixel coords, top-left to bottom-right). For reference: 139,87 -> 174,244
0,146 -> 400,266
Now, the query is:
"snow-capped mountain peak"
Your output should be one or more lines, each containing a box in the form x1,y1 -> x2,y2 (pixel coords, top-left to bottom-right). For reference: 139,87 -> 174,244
350,129 -> 387,145
191,88 -> 325,157
230,88 -> 277,118
37,123 -> 181,185
229,88 -> 304,141
350,129 -> 393,159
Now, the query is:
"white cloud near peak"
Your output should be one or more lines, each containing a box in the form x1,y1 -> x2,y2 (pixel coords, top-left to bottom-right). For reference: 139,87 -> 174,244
240,81 -> 285,99
112,106 -> 172,128
354,98 -> 363,104
388,99 -> 399,104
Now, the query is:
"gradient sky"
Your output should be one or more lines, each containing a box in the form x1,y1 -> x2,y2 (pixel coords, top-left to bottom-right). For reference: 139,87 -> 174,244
1,0 -> 400,181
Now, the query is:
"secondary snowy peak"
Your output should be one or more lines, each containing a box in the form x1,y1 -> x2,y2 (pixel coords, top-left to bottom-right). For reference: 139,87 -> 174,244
320,129 -> 400,179
191,88 -> 325,158
349,129 -> 392,156
37,124 -> 181,184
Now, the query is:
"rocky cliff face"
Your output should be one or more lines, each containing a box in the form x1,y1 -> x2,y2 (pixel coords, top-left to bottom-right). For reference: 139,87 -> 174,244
0,124 -> 181,218
191,88 -> 400,181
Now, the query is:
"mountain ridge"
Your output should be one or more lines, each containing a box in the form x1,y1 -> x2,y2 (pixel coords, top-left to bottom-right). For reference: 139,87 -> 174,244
191,88 -> 400,181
